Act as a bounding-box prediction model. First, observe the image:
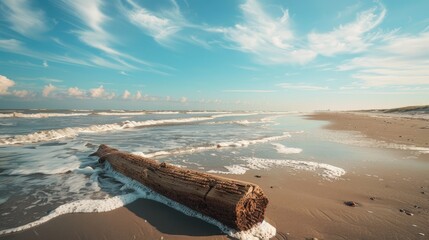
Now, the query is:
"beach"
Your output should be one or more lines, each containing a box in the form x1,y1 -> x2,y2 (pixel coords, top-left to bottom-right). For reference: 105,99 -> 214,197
0,111 -> 428,239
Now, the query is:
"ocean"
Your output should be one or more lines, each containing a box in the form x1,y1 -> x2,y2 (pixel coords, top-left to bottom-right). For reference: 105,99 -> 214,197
0,109 -> 427,238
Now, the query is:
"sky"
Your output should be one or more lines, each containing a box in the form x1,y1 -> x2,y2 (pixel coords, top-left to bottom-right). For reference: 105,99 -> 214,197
0,0 -> 428,111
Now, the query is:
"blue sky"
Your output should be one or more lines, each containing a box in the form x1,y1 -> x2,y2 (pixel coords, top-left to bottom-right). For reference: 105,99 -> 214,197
0,0 -> 428,111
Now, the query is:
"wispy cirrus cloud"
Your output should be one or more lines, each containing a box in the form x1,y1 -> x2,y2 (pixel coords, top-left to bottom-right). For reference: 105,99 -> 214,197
0,39 -> 94,67
309,3 -> 386,56
338,32 -> 429,86
0,0 -> 48,38
57,0 -> 116,55
212,0 -> 316,65
122,0 -> 186,46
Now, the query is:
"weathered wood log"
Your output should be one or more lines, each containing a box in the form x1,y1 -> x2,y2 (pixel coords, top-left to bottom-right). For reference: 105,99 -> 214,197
91,144 -> 268,231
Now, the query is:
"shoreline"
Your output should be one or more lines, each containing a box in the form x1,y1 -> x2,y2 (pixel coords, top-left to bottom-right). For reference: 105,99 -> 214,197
308,111 -> 429,150
1,112 -> 429,240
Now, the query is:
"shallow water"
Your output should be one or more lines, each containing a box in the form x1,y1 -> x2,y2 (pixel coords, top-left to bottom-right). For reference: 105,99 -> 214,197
0,110 -> 427,237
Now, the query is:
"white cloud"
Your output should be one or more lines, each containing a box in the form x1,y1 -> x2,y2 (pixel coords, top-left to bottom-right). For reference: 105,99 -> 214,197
277,83 -> 329,90
180,97 -> 188,103
42,83 -> 57,97
122,90 -> 131,99
223,90 -> 276,93
13,90 -> 31,98
89,85 -> 116,99
43,60 -> 48,67
0,75 -> 16,95
338,32 -> 429,86
68,87 -> 85,98
123,0 -> 185,45
90,85 -> 105,98
213,0 -> 316,64
165,96 -> 171,101
308,4 -> 386,56
136,91 -> 142,100
1,0 -> 48,37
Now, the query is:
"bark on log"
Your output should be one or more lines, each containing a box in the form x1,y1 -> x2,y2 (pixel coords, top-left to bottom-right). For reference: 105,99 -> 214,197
91,144 -> 268,231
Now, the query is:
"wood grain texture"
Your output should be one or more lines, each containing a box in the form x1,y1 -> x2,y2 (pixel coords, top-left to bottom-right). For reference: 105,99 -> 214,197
91,144 -> 268,231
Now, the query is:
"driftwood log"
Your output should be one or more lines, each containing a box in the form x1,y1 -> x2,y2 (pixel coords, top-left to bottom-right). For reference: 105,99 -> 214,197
91,144 -> 268,231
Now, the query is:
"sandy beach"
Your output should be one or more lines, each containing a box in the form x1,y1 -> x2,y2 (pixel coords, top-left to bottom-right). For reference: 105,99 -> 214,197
2,111 -> 428,240
308,111 -> 429,149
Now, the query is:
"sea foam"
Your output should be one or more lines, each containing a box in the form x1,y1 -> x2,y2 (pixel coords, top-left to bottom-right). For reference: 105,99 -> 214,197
0,117 -> 213,145
0,112 -> 90,118
0,163 -> 277,239
208,157 -> 346,180
272,143 -> 303,154
133,132 -> 292,158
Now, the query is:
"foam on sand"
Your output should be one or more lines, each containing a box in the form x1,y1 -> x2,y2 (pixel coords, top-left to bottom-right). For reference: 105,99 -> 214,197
0,163 -> 277,239
104,164 -> 277,240
0,193 -> 140,235
0,117 -> 213,145
208,157 -> 346,180
133,132 -> 292,158
272,143 -> 303,154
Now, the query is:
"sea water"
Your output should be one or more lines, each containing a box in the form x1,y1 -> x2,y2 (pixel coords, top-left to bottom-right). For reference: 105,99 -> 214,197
0,110 -> 426,239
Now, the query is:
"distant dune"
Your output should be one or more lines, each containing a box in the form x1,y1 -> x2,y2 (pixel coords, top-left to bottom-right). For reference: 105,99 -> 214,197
364,105 -> 429,114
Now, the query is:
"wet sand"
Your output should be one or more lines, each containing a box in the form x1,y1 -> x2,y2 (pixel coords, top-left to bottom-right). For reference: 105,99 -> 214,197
308,111 -> 429,149
2,112 -> 429,240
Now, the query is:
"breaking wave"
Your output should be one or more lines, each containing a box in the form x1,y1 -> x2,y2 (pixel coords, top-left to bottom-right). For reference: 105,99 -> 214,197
0,117 -> 213,145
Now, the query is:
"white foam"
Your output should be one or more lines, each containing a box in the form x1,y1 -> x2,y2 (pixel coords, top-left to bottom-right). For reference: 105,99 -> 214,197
208,165 -> 248,175
133,132 -> 292,158
0,193 -> 140,235
0,162 -> 277,239
0,117 -> 213,145
4,155 -> 81,175
148,111 -> 180,114
213,113 -> 259,118
103,164 -> 277,240
272,143 -> 302,154
0,112 -> 89,118
186,111 -> 231,114
94,111 -> 147,116
210,157 -> 346,180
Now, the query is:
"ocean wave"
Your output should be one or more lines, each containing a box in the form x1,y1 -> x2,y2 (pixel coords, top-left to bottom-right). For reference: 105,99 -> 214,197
1,154 -> 81,176
208,157 -> 346,180
93,111 -> 147,116
212,113 -> 259,118
0,117 -> 213,145
133,132 -> 292,158
0,163 -> 276,239
148,111 -> 181,114
0,112 -> 90,118
272,143 -> 302,154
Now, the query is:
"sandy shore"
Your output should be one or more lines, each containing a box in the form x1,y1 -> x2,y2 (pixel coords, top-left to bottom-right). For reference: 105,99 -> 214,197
2,112 -> 429,240
308,111 -> 429,149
